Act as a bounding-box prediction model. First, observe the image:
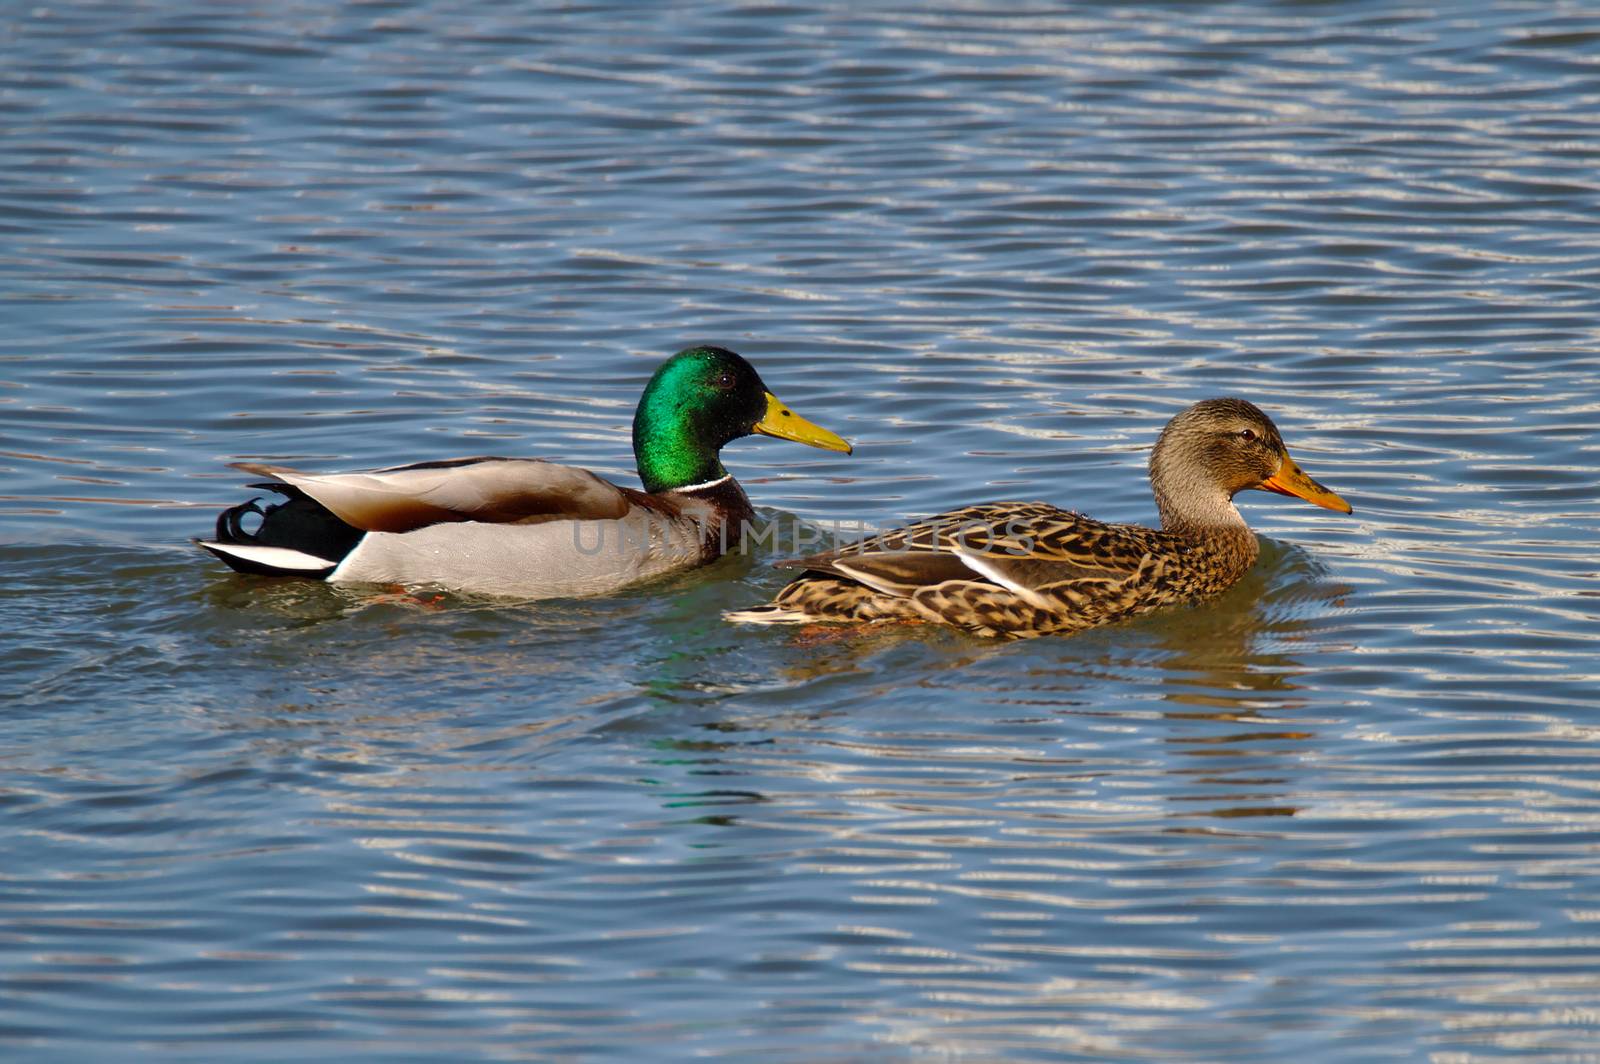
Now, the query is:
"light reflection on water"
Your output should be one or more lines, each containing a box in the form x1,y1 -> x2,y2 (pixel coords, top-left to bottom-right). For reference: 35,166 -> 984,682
5,0 -> 1600,1060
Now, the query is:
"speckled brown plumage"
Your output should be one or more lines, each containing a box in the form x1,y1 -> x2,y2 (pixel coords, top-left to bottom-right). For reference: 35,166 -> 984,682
726,398 -> 1351,639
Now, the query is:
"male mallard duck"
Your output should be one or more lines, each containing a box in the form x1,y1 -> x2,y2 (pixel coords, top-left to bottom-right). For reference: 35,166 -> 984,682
197,345 -> 851,598
725,398 -> 1350,639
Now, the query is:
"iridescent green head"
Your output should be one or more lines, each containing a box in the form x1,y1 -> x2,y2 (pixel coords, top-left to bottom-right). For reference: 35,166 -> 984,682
631,346 -> 851,494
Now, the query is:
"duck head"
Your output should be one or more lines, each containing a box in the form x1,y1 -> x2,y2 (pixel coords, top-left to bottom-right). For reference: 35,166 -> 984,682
632,346 -> 851,493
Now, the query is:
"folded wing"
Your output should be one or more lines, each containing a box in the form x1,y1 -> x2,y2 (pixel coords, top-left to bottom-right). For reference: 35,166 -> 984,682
234,457 -> 640,533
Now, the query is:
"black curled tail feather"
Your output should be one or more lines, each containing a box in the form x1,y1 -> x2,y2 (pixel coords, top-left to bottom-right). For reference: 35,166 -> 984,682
203,483 -> 365,576
216,495 -> 269,543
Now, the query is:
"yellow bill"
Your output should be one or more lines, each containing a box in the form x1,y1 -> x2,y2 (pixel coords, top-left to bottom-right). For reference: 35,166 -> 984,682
754,391 -> 852,454
1258,450 -> 1352,514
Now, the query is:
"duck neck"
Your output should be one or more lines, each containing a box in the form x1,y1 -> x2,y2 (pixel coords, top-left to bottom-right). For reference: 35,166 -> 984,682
633,411 -> 727,495
1154,487 -> 1248,537
1153,484 -> 1260,579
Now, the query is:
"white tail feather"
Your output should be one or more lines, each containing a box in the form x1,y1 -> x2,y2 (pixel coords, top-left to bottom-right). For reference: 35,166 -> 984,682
722,605 -> 815,625
196,540 -> 336,573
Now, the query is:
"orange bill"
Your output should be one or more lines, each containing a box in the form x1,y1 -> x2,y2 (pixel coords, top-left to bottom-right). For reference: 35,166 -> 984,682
1258,450 -> 1352,514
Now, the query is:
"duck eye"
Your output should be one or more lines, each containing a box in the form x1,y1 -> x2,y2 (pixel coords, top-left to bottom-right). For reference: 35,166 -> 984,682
715,373 -> 734,389
1237,428 -> 1257,442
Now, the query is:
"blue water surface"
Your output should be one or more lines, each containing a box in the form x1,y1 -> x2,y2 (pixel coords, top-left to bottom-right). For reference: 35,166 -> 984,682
5,2 -> 1600,1061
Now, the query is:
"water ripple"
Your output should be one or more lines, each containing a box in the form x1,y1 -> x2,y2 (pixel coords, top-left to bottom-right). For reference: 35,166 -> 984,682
6,1 -> 1600,1061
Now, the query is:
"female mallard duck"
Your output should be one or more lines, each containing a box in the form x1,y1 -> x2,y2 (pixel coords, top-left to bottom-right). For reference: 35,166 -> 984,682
725,398 -> 1350,639
197,345 -> 851,598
